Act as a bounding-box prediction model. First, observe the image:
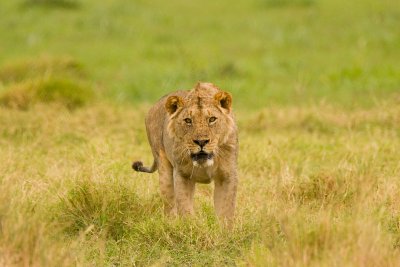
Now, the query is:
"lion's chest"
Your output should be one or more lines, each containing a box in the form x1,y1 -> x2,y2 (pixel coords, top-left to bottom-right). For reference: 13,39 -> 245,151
183,166 -> 215,184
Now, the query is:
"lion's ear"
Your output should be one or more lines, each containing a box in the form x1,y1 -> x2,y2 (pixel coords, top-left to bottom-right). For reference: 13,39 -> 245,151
165,95 -> 184,115
214,91 -> 232,112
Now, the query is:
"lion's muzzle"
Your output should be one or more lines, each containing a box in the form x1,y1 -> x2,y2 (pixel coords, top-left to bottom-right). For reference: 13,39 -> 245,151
191,151 -> 214,166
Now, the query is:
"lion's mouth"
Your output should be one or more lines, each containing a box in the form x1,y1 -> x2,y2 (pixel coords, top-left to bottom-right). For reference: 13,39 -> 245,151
191,151 -> 213,163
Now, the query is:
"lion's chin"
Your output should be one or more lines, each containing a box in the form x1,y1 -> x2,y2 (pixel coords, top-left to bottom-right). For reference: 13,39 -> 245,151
191,152 -> 214,167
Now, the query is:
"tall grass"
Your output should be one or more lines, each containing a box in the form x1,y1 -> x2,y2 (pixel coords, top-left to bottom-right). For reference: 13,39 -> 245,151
1,100 -> 399,265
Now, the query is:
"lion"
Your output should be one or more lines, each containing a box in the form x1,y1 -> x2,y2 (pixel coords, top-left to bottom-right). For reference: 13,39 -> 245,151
132,82 -> 238,224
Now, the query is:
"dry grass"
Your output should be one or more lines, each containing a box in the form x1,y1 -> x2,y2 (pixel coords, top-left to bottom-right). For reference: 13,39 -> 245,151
0,99 -> 399,265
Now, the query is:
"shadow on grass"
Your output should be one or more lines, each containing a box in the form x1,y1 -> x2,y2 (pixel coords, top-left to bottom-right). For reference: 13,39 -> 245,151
21,0 -> 80,9
0,78 -> 94,110
261,0 -> 315,8
0,56 -> 94,110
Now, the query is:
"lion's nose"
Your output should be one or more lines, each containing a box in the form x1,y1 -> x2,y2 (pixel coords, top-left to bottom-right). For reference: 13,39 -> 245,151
193,139 -> 209,148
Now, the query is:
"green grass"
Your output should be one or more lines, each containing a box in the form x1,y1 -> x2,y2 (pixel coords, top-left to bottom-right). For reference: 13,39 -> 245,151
0,56 -> 94,109
1,0 -> 399,108
0,0 -> 400,266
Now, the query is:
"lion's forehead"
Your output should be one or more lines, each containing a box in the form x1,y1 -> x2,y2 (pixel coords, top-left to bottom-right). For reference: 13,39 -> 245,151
185,105 -> 217,118
184,95 -> 214,108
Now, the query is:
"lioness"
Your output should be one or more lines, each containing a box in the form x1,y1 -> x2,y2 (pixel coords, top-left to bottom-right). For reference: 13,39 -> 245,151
133,82 -> 238,223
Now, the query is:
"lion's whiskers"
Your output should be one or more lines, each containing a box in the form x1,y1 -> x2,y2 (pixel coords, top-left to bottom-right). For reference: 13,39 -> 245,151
177,147 -> 189,166
189,163 -> 195,180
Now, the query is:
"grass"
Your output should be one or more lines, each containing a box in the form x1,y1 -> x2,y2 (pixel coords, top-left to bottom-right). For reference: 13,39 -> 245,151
0,0 -> 399,109
1,101 -> 399,265
0,56 -> 94,109
0,78 -> 94,109
0,0 -> 399,265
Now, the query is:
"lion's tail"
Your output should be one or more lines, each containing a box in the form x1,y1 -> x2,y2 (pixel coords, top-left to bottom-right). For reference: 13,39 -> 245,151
132,160 -> 157,173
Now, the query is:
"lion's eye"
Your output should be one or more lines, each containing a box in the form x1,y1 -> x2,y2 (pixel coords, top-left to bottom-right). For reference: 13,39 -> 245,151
209,117 -> 217,123
184,118 -> 192,124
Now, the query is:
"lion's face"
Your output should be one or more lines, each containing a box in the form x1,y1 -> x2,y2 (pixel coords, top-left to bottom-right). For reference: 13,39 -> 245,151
165,85 -> 234,167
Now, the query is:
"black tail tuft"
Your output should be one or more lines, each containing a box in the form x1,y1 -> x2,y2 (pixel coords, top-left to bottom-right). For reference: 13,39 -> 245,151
132,160 -> 157,173
132,161 -> 143,171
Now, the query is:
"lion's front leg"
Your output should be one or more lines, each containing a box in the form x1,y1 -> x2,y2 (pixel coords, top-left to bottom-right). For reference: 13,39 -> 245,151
174,170 -> 196,216
214,171 -> 238,225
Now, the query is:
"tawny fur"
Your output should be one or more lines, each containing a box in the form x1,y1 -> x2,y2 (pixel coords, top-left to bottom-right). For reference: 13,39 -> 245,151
133,82 -> 238,225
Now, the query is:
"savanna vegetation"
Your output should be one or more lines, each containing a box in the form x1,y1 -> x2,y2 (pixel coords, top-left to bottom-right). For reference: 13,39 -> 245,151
0,0 -> 399,266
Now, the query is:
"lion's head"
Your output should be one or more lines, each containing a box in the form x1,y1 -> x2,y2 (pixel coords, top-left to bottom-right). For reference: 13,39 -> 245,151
165,82 -> 236,167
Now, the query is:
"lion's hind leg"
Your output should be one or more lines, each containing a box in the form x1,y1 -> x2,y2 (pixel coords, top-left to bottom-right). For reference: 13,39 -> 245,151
158,150 -> 176,216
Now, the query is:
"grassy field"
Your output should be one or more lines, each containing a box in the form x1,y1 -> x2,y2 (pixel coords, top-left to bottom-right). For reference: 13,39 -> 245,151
0,0 -> 400,266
